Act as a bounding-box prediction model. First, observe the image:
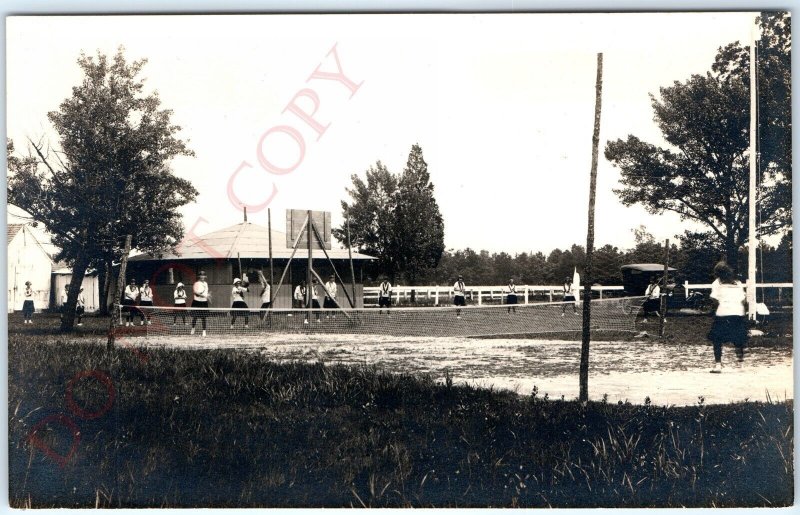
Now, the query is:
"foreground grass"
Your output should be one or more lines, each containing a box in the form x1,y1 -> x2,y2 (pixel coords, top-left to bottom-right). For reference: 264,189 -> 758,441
8,324 -> 794,507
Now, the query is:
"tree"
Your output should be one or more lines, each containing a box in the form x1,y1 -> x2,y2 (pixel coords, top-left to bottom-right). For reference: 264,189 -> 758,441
337,144 -> 445,285
334,161 -> 399,280
394,144 -> 446,284
606,14 -> 791,273
7,48 -> 196,330
713,12 -> 791,232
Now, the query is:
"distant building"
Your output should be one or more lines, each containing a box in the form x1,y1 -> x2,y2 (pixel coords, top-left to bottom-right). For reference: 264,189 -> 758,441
7,220 -> 101,313
7,224 -> 54,312
126,221 -> 375,308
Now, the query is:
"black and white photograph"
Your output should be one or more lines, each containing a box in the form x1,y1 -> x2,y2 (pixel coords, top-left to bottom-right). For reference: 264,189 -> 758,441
5,10 -> 794,508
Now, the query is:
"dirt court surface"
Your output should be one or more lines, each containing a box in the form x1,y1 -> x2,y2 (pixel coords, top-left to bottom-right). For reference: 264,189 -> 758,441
138,332 -> 793,406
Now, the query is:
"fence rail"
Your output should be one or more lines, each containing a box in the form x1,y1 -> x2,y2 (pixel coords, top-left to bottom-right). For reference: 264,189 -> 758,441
363,285 -> 625,306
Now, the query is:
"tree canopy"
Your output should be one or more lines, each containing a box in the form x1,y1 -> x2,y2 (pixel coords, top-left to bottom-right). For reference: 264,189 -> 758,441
7,47 -> 197,329
605,12 -> 791,273
336,144 -> 445,284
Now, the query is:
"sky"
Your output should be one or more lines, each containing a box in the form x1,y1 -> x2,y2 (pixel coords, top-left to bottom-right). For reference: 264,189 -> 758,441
6,13 -> 760,255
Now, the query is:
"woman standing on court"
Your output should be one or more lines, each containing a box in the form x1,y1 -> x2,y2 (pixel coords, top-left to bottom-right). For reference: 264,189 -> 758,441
378,276 -> 392,314
22,281 -> 35,324
230,277 -> 250,329
642,276 -> 662,324
707,261 -> 747,373
173,282 -> 187,325
562,276 -> 578,316
257,271 -> 271,323
506,278 -> 518,313
139,279 -> 154,325
191,271 -> 210,337
122,278 -> 141,327
453,274 -> 466,319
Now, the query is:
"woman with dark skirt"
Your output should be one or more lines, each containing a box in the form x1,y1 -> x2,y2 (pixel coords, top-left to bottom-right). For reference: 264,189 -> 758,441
191,271 -> 210,337
707,261 -> 747,373
22,281 -> 35,324
230,277 -> 250,329
506,278 -> 518,314
122,278 -> 140,327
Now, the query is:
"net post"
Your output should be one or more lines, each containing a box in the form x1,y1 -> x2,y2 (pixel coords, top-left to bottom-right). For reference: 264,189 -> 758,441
659,239 -> 670,337
307,210 -> 313,319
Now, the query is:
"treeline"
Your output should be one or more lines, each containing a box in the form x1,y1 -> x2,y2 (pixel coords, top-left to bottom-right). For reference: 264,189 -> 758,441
364,230 -> 793,286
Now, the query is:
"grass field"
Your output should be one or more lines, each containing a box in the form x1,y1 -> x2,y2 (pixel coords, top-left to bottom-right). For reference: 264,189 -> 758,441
7,312 -> 795,507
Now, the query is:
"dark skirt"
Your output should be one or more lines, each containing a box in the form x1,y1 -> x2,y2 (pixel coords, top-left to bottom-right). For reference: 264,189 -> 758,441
22,300 -> 34,317
323,297 -> 337,309
708,315 -> 748,346
121,298 -> 136,312
76,306 -> 85,315
378,297 -> 391,308
191,300 -> 209,319
643,298 -> 661,313
564,295 -> 576,303
453,296 -> 466,307
507,294 -> 518,305
231,300 -> 249,317
260,302 -> 271,309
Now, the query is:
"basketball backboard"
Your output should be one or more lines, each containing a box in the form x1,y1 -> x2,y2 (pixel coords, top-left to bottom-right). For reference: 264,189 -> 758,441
286,209 -> 332,250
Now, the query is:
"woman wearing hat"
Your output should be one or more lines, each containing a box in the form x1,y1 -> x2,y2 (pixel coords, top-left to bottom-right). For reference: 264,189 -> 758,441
173,282 -> 187,325
122,278 -> 142,327
230,277 -> 250,329
22,281 -> 35,324
190,271 -> 210,337
707,261 -> 747,373
139,279 -> 154,325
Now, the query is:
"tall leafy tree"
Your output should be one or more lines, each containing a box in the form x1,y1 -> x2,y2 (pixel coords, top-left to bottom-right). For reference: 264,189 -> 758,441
395,144 -> 445,284
7,48 -> 197,329
605,13 -> 791,273
337,145 -> 445,285
334,161 -> 399,280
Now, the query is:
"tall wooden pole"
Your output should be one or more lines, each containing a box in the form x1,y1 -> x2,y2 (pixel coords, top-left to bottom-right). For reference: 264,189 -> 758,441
268,208 -> 274,286
107,234 -> 132,349
346,217 -> 357,307
659,239 -> 670,337
746,24 -> 758,319
579,53 -> 603,403
307,210 -> 313,317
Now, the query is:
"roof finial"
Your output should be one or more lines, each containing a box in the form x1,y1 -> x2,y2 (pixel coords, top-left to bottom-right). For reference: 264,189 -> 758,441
243,205 -> 248,223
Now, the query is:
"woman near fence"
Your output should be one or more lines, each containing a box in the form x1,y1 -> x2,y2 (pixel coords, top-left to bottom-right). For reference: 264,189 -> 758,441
22,281 -> 34,324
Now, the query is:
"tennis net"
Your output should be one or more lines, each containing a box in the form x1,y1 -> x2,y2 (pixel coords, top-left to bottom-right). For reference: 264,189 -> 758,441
112,296 -> 645,339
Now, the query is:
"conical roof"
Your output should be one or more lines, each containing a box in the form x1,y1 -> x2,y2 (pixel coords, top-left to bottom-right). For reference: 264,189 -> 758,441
130,222 -> 374,262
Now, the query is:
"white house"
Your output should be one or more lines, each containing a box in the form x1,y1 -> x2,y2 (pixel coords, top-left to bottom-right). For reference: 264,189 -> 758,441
51,263 -> 100,312
7,224 -> 54,312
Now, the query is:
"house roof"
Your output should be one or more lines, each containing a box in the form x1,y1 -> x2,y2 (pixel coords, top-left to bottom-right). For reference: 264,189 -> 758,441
7,224 -> 23,245
129,221 -> 375,262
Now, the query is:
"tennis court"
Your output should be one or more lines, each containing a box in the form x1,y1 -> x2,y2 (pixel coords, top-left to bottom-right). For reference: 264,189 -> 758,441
134,331 -> 793,406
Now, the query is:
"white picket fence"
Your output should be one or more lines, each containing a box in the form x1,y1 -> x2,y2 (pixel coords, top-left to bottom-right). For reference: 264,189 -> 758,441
363,285 -> 625,307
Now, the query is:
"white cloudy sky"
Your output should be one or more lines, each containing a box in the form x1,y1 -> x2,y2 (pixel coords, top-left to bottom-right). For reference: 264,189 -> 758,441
6,13 -> 758,254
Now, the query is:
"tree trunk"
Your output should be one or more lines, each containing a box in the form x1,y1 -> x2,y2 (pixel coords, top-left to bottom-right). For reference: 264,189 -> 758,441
100,257 -> 113,315
60,254 -> 90,332
725,235 -> 739,274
